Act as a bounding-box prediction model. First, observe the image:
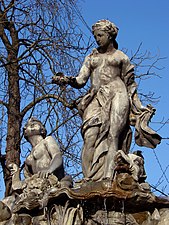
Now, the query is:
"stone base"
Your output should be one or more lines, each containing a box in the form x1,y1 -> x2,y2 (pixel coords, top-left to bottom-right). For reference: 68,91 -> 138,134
1,176 -> 169,225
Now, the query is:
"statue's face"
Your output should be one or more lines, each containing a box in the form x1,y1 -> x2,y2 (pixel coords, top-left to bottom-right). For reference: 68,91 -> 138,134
24,122 -> 41,138
93,30 -> 111,48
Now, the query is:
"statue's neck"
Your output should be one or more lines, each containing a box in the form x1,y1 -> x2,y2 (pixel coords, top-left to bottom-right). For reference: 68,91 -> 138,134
27,135 -> 44,147
98,43 -> 115,54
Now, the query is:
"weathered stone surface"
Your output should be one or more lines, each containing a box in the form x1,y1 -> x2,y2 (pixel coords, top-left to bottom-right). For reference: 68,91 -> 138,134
1,172 -> 169,224
85,211 -> 139,225
0,201 -> 11,222
158,208 -> 169,225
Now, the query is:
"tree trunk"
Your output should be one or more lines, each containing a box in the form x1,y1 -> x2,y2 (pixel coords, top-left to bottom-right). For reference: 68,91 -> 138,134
5,61 -> 21,196
5,60 -> 21,196
3,21 -> 21,196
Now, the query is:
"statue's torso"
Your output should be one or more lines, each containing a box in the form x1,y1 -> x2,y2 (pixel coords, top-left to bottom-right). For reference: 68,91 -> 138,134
89,50 -> 127,92
25,138 -> 51,174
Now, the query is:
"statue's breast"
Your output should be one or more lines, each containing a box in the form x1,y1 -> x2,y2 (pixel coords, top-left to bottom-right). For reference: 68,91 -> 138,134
91,53 -> 122,70
90,56 -> 102,69
33,144 -> 45,160
106,54 -> 122,67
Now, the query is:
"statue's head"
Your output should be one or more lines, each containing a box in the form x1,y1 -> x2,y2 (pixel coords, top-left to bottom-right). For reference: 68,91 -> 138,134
23,117 -> 47,140
92,20 -> 119,43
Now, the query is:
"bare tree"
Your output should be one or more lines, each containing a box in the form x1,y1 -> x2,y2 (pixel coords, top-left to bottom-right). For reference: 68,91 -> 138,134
0,0 -> 91,196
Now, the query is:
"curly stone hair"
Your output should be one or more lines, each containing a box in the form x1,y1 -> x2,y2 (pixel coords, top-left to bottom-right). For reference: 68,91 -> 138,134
23,117 -> 47,139
92,19 -> 119,49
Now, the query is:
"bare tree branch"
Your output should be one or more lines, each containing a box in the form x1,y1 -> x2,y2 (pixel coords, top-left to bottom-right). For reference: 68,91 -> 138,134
20,94 -> 77,117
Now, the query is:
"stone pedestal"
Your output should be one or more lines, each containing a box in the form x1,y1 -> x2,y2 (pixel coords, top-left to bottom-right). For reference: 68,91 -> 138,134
1,174 -> 169,225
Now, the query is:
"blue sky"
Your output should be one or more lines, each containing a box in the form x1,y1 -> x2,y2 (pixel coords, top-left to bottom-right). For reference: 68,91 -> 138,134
80,0 -> 169,195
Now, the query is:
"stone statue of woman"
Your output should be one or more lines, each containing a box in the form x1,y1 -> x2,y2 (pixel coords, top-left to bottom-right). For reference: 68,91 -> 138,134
52,20 -> 161,182
23,117 -> 64,180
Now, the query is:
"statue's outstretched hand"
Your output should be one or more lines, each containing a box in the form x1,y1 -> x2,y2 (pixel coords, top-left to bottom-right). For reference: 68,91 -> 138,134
52,72 -> 69,85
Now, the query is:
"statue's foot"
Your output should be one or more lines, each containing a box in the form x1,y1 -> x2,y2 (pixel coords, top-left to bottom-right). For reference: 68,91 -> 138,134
73,178 -> 92,189
102,177 -> 113,189
103,167 -> 116,181
60,175 -> 73,188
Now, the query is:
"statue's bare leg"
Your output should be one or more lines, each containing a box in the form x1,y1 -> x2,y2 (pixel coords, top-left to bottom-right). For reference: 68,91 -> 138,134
104,93 -> 129,179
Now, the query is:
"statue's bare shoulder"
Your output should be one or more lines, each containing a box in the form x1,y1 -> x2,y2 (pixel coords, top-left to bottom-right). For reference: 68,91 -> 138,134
44,136 -> 61,156
45,135 -> 57,143
114,49 -> 130,62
